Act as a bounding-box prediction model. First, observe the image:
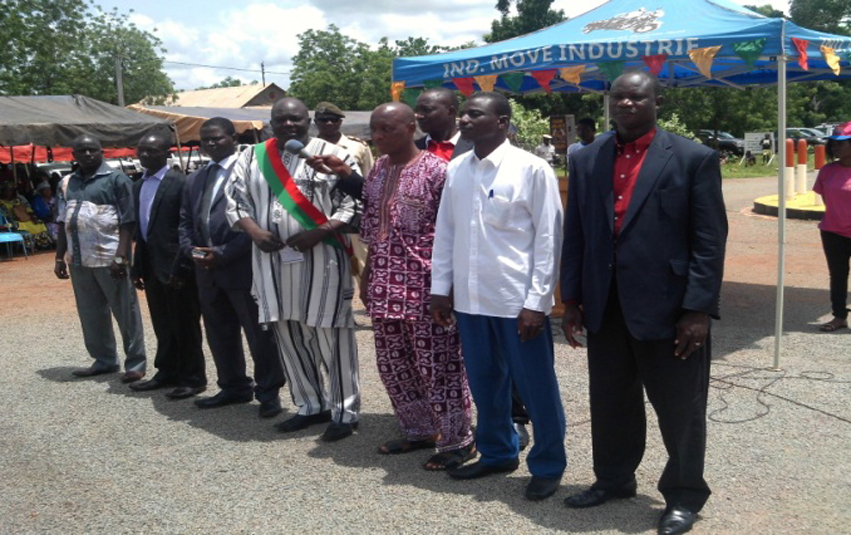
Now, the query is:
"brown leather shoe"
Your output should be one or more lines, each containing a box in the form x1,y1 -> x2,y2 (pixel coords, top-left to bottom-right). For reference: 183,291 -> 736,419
166,386 -> 206,400
121,371 -> 145,384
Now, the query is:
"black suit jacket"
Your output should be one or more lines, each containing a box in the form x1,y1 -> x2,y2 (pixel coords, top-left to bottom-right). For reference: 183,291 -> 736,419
560,128 -> 728,340
415,135 -> 474,159
132,168 -> 192,283
178,162 -> 252,290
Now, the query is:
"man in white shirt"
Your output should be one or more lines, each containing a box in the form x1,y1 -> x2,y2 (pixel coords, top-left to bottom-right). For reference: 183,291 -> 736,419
431,92 -> 566,501
534,134 -> 556,164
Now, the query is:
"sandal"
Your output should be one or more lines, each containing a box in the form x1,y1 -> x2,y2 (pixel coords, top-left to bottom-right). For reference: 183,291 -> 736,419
819,319 -> 848,332
378,438 -> 436,455
423,444 -> 477,471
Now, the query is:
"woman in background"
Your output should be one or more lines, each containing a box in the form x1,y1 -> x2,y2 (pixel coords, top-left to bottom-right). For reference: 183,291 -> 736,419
813,122 -> 851,332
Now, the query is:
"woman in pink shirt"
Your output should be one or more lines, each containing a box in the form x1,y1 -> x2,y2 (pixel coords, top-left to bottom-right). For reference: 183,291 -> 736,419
813,121 -> 851,332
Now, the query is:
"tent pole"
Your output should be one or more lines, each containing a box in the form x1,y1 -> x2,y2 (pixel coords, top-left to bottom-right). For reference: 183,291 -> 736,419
603,93 -> 610,130
774,54 -> 787,370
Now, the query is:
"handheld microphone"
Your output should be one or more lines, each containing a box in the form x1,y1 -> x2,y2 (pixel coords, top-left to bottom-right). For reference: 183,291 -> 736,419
283,139 -> 333,174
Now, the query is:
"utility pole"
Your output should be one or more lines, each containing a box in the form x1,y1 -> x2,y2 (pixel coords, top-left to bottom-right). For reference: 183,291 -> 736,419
261,62 -> 266,85
115,55 -> 125,106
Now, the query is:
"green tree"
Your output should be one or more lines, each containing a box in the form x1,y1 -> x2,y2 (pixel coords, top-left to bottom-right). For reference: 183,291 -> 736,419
790,0 -> 851,35
0,1 -> 174,104
509,98 -> 548,148
196,76 -> 255,90
485,0 -> 566,43
743,4 -> 785,18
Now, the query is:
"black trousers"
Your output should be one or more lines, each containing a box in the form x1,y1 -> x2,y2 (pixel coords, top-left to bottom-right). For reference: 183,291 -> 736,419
197,282 -> 285,402
143,263 -> 206,387
821,230 -> 851,320
586,286 -> 711,512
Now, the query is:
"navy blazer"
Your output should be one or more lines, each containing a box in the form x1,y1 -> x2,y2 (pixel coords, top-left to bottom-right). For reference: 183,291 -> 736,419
132,168 -> 192,284
560,128 -> 728,340
178,162 -> 252,290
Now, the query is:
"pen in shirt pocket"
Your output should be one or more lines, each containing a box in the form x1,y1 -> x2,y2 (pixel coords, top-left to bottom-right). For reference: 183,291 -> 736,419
488,189 -> 494,199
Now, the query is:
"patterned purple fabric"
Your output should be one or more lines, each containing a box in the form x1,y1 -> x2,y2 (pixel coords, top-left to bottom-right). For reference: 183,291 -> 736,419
361,151 -> 447,320
362,151 -> 472,452
373,318 -> 473,452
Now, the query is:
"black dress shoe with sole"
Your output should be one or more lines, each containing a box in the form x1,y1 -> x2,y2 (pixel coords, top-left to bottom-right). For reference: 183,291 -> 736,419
564,480 -> 637,508
275,411 -> 332,432
129,378 -> 171,391
72,365 -> 120,378
258,399 -> 283,419
321,421 -> 359,442
195,390 -> 253,409
658,505 -> 697,535
166,386 -> 206,400
447,459 -> 520,480
525,476 -> 561,500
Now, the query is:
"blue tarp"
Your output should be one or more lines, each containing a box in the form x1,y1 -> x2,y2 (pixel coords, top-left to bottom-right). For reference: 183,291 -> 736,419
392,0 -> 851,92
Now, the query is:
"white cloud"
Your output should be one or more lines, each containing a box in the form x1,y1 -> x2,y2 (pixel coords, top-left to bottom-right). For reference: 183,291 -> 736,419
128,0 -> 793,92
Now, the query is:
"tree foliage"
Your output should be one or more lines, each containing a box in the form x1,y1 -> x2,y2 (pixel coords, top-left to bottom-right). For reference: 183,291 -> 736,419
195,76 -> 256,90
0,0 -> 174,104
288,25 -> 470,110
485,0 -> 566,43
509,98 -> 548,148
790,0 -> 851,35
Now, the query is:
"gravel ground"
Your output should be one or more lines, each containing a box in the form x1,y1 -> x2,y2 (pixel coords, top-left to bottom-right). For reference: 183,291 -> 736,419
0,175 -> 848,534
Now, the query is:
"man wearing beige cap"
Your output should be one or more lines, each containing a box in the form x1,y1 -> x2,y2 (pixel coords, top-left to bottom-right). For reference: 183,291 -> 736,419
314,102 -> 374,282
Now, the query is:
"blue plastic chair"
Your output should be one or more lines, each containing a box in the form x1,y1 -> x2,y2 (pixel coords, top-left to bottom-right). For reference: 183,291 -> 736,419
0,209 -> 29,260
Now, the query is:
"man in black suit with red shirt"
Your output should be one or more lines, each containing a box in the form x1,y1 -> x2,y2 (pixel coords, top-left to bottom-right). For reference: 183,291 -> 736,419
560,71 -> 727,535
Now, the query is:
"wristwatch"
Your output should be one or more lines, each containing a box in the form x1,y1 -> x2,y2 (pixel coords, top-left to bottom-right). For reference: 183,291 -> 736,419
113,256 -> 127,266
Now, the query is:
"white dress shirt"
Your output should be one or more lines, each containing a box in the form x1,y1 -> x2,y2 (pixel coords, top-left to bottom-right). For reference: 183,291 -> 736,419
431,139 -> 563,317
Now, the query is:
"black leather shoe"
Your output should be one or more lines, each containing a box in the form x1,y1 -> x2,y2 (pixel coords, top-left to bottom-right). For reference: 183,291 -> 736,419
514,422 -> 530,451
129,378 -> 171,391
658,505 -> 697,535
258,398 -> 283,419
525,476 -> 561,500
195,390 -> 252,409
275,411 -> 332,432
321,421 -> 359,442
72,365 -> 120,378
447,459 -> 520,480
166,385 -> 206,400
564,480 -> 637,508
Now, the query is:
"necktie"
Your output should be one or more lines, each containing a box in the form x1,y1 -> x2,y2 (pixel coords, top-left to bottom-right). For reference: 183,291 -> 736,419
199,163 -> 220,246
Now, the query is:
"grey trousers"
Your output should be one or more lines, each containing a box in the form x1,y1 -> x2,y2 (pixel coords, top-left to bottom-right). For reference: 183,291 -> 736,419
69,265 -> 146,373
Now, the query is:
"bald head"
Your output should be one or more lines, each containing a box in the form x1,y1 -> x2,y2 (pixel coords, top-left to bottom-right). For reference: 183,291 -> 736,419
271,97 -> 310,144
71,134 -> 103,174
371,102 -> 417,160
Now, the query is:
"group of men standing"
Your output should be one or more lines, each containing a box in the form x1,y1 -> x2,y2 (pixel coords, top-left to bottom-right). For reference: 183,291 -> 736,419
54,71 -> 726,535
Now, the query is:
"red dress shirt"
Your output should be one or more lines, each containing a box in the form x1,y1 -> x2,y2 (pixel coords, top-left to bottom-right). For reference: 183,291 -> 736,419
613,129 -> 656,235
427,139 -> 455,162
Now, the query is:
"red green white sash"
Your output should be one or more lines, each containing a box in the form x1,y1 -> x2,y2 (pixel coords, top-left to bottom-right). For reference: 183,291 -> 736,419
254,138 -> 353,256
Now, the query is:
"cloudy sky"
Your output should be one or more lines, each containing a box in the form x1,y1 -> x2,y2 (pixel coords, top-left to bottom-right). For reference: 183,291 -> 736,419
99,0 -> 791,91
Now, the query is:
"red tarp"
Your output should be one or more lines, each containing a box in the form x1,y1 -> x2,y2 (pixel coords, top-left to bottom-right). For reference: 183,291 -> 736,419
1,145 -> 190,164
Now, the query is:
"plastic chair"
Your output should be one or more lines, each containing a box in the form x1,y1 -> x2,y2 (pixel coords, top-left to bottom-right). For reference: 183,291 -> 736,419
0,209 -> 30,259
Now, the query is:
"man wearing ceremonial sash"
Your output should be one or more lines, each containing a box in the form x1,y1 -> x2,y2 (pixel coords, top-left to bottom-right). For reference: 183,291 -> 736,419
225,97 -> 362,442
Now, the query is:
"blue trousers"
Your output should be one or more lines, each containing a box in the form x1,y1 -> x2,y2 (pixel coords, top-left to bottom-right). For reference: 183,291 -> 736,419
455,312 -> 566,479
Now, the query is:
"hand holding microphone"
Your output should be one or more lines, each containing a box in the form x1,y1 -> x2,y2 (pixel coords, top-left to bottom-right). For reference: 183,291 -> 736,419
284,139 -> 352,178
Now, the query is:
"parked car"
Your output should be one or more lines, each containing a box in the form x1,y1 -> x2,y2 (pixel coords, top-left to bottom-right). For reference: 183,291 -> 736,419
784,128 -> 826,146
697,129 -> 745,156
35,162 -> 73,183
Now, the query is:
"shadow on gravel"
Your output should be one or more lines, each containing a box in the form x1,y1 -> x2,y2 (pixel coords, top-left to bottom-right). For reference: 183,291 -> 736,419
101,385 -> 288,443
552,282 -> 837,357
37,366 -> 118,384
304,411 -> 664,532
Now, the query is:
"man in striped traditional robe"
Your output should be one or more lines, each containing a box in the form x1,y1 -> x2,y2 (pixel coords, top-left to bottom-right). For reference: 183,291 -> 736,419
225,97 -> 362,442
